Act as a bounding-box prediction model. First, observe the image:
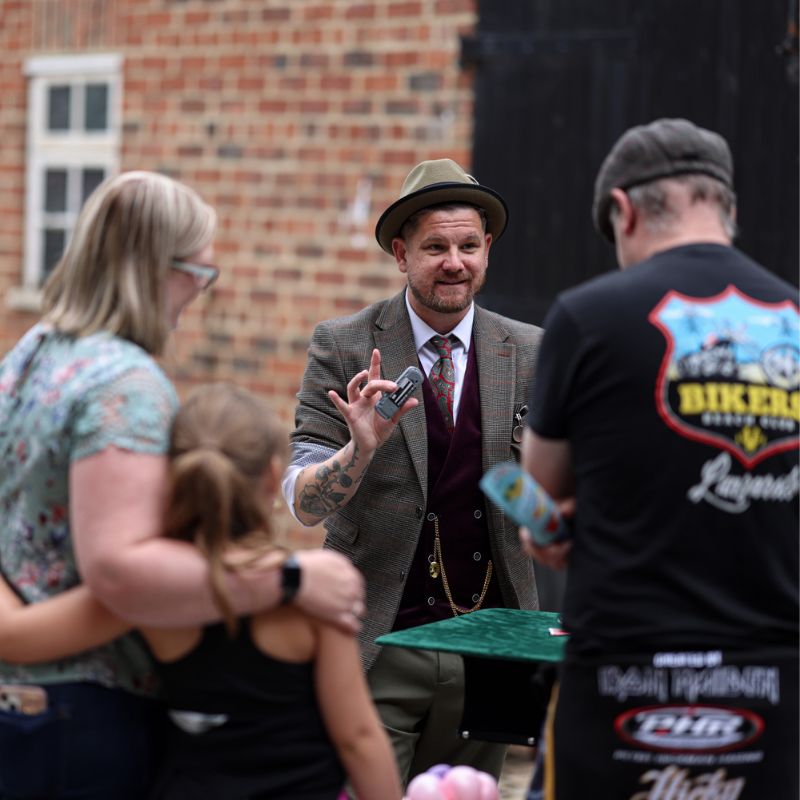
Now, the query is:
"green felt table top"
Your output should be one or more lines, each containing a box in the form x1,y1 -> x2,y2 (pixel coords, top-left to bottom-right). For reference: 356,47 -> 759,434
375,608 -> 568,663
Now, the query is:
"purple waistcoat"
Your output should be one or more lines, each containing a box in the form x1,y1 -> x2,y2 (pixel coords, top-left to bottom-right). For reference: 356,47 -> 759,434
393,339 -> 504,632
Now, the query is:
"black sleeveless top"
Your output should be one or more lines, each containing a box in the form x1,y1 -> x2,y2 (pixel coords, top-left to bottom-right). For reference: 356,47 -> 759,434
149,619 -> 345,799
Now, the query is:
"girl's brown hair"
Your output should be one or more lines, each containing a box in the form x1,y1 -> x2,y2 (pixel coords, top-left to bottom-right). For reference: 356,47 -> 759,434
163,383 -> 288,635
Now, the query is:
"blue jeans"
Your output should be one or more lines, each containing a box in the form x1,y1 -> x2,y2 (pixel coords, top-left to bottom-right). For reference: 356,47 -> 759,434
0,683 -> 164,799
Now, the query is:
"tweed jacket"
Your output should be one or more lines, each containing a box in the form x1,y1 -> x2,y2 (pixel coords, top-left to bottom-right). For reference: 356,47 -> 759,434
291,290 -> 542,669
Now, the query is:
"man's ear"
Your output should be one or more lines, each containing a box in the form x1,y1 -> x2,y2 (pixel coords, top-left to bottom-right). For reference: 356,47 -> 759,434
609,188 -> 636,238
392,238 -> 408,273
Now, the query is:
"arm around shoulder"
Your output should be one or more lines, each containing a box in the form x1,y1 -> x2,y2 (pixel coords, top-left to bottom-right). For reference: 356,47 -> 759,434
0,579 -> 130,663
71,446 -> 290,626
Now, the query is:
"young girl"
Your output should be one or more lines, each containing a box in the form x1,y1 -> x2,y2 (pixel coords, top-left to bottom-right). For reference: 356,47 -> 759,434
0,383 -> 402,800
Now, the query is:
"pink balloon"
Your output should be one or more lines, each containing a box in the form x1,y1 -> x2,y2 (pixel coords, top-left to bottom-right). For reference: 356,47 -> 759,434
440,786 -> 457,800
476,771 -> 500,800
406,773 -> 447,800
441,766 -> 481,800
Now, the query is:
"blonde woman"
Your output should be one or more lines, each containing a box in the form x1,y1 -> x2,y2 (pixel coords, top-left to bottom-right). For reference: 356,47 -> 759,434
1,384 -> 401,800
0,172 -> 363,799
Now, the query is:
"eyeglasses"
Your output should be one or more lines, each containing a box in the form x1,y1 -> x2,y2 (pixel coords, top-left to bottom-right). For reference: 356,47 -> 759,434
171,259 -> 220,289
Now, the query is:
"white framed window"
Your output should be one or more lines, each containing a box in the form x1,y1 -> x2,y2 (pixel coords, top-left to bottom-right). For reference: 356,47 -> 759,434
13,53 -> 122,307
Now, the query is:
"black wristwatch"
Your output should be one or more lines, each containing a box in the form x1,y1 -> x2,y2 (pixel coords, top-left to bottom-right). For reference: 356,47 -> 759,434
280,554 -> 302,605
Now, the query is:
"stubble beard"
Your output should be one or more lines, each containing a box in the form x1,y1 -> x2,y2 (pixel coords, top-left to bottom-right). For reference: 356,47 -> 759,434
408,270 -> 486,315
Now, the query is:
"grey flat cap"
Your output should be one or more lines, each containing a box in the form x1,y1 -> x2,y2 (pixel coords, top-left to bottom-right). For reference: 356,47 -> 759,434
593,118 -> 734,242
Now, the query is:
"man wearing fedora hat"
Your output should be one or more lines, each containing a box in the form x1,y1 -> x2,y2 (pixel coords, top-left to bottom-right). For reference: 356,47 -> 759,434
521,119 -> 799,798
282,158 -> 542,783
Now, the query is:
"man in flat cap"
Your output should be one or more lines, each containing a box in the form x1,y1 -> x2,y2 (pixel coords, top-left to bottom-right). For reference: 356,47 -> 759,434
522,119 -> 799,798
282,158 -> 542,783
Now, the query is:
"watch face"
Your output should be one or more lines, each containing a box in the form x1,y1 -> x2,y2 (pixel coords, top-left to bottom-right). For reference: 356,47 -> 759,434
283,561 -> 301,587
281,556 -> 301,603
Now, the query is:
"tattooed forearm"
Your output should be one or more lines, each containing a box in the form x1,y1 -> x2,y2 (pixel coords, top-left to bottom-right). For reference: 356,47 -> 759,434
298,443 -> 367,518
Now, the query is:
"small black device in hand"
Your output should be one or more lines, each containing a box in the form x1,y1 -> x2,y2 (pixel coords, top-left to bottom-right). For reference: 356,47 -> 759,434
375,366 -> 423,420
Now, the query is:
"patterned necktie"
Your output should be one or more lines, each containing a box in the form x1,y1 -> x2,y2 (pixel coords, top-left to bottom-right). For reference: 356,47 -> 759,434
429,335 -> 456,431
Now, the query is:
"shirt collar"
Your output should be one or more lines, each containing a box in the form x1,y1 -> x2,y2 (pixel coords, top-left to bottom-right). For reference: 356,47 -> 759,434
404,289 -> 474,354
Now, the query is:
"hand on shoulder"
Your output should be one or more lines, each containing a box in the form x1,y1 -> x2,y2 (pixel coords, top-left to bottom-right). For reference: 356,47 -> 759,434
293,549 -> 365,634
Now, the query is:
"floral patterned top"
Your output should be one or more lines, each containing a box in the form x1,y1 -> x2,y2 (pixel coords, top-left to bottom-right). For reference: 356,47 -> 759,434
0,323 -> 178,697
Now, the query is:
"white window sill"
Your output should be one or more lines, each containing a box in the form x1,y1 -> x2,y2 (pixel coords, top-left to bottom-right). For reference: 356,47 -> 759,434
6,286 -> 43,313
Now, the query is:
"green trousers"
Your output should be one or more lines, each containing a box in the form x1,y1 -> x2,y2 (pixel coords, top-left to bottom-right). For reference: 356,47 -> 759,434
366,645 -> 507,786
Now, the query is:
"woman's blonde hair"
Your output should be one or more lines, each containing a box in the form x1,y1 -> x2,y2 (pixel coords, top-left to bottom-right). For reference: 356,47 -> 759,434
42,171 -> 216,355
163,384 -> 289,635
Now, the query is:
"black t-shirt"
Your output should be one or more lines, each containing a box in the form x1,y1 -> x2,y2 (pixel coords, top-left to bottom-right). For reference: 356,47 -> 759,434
151,620 -> 344,799
528,243 -> 799,654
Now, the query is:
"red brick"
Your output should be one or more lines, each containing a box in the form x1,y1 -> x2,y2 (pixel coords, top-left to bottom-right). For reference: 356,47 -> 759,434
292,29 -> 323,45
388,2 -> 423,17
0,0 -> 477,410
321,75 -> 352,91
144,13 -> 170,27
345,4 -> 377,20
304,5 -> 334,21
220,55 -> 247,70
258,100 -> 289,113
344,100 -> 373,116
314,270 -> 346,286
177,145 -> 204,157
238,77 -> 265,91
364,75 -> 399,92
435,0 -> 475,11
274,269 -> 303,282
185,11 -> 211,24
335,249 -> 369,262
299,100 -> 329,114
385,51 -> 420,67
280,77 -> 308,91
261,8 -> 292,21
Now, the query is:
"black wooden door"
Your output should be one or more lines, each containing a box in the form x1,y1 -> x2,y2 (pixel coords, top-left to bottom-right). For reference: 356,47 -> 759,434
467,0 -> 799,326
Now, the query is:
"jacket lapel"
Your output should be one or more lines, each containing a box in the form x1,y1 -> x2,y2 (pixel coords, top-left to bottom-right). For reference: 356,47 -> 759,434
373,292 -> 428,496
473,306 -> 516,473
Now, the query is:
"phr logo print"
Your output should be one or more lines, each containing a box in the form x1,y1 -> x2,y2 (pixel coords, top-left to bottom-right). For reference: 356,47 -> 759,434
649,286 -> 799,467
615,705 -> 764,753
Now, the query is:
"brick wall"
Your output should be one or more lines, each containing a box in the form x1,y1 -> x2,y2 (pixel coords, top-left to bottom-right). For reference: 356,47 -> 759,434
0,0 -> 477,546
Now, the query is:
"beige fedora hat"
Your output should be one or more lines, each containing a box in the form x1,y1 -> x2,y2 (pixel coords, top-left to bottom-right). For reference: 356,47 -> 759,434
375,158 -> 508,254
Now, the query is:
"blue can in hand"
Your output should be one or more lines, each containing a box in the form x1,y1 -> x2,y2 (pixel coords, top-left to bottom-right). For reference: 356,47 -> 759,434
480,461 -> 570,546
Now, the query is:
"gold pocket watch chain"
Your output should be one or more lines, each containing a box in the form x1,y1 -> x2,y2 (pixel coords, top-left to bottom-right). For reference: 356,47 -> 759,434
429,516 -> 493,616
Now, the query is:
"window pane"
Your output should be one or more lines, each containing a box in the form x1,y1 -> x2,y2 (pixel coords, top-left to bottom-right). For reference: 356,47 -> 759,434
42,228 -> 66,281
82,168 -> 105,203
47,86 -> 71,131
84,84 -> 108,131
44,169 -> 68,212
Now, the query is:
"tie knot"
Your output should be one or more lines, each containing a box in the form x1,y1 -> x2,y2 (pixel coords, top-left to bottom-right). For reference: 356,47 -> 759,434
430,335 -> 453,358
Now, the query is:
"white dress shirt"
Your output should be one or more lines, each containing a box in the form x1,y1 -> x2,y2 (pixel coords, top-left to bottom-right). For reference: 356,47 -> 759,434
406,292 -> 473,424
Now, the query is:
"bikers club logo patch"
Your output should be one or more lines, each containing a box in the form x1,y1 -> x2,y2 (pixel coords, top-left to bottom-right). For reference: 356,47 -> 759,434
649,286 -> 799,467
